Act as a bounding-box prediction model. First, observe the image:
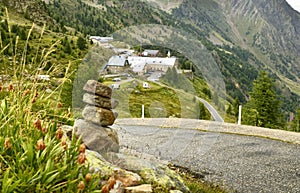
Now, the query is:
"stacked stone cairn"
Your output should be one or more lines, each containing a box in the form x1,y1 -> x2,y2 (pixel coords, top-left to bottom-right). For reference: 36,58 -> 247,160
74,80 -> 119,154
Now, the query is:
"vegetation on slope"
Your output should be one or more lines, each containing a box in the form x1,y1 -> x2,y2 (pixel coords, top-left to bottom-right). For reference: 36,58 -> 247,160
0,18 -> 101,191
2,0 -> 300,122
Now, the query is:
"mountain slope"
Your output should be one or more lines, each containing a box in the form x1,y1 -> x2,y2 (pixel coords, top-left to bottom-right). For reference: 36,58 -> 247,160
1,0 -> 299,115
173,0 -> 300,86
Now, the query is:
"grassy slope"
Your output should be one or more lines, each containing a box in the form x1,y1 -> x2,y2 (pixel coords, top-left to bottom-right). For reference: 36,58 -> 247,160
108,79 -> 200,119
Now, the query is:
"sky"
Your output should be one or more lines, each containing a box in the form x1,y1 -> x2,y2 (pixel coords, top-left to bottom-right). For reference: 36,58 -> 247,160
286,0 -> 300,13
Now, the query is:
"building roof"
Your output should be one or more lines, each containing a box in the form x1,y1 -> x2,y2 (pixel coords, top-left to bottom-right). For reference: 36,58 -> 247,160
89,36 -> 113,43
107,55 -> 127,67
142,50 -> 160,56
131,61 -> 146,73
128,56 -> 176,67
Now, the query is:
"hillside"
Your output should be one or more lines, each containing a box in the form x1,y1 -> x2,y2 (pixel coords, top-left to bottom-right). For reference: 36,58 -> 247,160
1,0 -> 299,118
171,0 -> 300,94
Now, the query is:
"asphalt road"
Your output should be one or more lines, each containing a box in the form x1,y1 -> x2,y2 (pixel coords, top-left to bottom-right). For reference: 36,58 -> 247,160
196,97 -> 224,122
115,124 -> 300,192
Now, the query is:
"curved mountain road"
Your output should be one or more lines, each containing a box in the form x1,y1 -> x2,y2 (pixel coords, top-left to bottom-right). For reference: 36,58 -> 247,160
196,97 -> 224,122
114,118 -> 300,192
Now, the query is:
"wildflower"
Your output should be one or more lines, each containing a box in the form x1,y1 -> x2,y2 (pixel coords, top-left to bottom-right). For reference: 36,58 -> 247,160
32,92 -> 38,103
8,84 -> 13,91
101,177 -> 116,193
61,137 -> 67,150
4,138 -> 12,149
34,119 -> 42,131
57,102 -> 63,108
23,89 -> 30,96
36,139 -> 46,150
78,153 -> 87,164
67,112 -> 72,118
42,127 -> 48,134
77,181 -> 85,191
79,144 -> 86,153
56,128 -> 63,140
85,173 -> 92,182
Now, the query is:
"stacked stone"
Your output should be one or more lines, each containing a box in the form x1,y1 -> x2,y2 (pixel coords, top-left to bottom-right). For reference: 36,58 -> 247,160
75,80 -> 120,154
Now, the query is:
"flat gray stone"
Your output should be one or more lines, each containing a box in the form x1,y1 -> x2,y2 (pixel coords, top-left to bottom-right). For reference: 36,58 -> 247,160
83,93 -> 119,109
83,93 -> 112,109
83,80 -> 112,98
82,105 -> 116,126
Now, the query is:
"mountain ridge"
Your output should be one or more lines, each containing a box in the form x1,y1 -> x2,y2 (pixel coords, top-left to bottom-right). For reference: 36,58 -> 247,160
1,0 -> 299,115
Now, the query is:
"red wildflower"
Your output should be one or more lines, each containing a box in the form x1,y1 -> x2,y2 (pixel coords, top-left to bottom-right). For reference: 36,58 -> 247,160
4,138 -> 12,149
79,144 -> 86,154
77,181 -> 85,190
8,84 -> 13,91
85,173 -> 92,182
55,128 -> 63,140
36,139 -> 46,150
78,153 -> 87,164
34,119 -> 42,131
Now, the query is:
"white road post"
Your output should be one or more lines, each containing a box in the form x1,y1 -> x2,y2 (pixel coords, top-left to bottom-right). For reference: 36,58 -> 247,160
142,105 -> 145,119
238,105 -> 242,125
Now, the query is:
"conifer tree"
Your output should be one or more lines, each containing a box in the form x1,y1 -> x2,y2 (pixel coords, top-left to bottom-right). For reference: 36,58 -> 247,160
243,71 -> 283,128
292,109 -> 300,132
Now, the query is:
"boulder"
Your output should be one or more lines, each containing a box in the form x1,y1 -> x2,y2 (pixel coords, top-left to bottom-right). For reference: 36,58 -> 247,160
104,153 -> 189,192
105,127 -> 119,144
83,80 -> 112,98
101,169 -> 141,193
125,184 -> 152,193
113,168 -> 141,187
82,105 -> 116,126
85,150 -> 115,176
109,180 -> 125,193
74,119 -> 119,154
83,93 -> 112,109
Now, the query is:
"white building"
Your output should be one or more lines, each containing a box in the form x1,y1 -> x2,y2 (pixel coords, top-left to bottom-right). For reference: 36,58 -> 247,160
127,56 -> 177,73
89,36 -> 113,43
142,50 -> 160,57
106,55 -> 129,74
143,82 -> 150,89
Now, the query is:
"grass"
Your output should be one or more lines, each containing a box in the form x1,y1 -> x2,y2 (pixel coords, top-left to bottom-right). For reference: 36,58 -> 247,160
169,165 -> 227,193
109,79 -> 200,119
0,9 -> 230,192
0,11 -> 101,192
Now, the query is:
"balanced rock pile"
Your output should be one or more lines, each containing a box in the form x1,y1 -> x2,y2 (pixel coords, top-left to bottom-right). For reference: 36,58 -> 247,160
74,80 -> 119,154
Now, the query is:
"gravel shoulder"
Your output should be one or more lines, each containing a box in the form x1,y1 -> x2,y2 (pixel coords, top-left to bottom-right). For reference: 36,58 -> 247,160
113,118 -> 300,192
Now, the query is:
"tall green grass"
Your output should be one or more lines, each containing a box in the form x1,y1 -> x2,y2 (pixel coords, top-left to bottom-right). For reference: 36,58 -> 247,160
0,9 -> 101,192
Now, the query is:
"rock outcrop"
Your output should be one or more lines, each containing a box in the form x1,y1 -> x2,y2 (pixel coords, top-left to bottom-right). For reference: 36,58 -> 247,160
74,80 -> 119,154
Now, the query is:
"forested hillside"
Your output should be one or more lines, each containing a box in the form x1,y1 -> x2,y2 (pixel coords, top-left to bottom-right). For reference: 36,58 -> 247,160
1,0 -> 299,126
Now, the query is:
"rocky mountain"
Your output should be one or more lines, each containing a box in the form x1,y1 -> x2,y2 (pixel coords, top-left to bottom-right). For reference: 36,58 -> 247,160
166,0 -> 300,112
1,0 -> 299,114
172,0 -> 300,92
